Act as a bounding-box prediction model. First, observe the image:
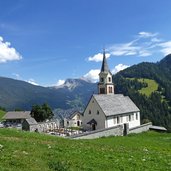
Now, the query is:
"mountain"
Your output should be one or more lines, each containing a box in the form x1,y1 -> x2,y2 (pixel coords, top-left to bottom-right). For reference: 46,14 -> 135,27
1,54 -> 171,131
0,77 -> 97,110
113,54 -> 171,131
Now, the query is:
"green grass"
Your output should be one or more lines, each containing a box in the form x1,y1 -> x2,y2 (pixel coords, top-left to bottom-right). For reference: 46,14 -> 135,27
0,129 -> 171,171
138,78 -> 158,96
0,110 -> 5,121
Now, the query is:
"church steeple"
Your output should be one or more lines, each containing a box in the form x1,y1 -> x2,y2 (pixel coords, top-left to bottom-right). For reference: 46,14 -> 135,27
101,49 -> 109,72
98,50 -> 114,95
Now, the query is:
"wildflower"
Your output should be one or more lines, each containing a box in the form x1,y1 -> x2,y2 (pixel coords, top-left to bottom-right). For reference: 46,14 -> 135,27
0,144 -> 3,149
23,151 -> 28,155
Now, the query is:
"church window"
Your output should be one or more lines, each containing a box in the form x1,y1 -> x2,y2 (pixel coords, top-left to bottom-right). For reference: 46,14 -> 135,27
89,110 -> 91,114
117,116 -> 120,124
108,77 -> 111,82
132,114 -> 134,121
109,87 -> 113,93
113,117 -> 116,124
129,115 -> 131,121
97,110 -> 99,115
101,78 -> 104,82
120,116 -> 123,123
136,113 -> 138,120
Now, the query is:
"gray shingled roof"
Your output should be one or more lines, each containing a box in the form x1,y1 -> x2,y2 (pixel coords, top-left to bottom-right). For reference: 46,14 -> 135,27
25,117 -> 38,125
93,94 -> 139,116
3,111 -> 31,120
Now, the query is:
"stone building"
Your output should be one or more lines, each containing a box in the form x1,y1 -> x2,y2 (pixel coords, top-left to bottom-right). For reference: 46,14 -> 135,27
22,117 -> 38,132
82,50 -> 140,131
64,111 -> 83,128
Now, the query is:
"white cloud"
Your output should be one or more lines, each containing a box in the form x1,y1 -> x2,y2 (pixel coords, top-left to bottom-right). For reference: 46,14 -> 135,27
159,41 -> 171,56
151,37 -> 162,43
138,32 -> 158,38
83,69 -> 100,83
55,79 -> 65,86
0,36 -> 22,63
108,41 -> 140,56
88,53 -> 111,62
27,79 -> 39,86
139,50 -> 152,57
112,64 -> 129,74
107,31 -> 170,57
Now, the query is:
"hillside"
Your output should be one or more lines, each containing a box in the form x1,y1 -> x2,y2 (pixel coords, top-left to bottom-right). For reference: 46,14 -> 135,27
113,54 -> 171,131
0,110 -> 5,121
0,128 -> 171,171
0,77 -> 96,110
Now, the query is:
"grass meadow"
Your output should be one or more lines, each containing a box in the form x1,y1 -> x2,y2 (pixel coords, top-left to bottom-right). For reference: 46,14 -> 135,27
0,129 -> 171,171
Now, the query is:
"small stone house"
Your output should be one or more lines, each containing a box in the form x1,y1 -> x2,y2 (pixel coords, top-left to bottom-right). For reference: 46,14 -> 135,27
22,117 -> 38,132
64,111 -> 83,128
82,50 -> 140,131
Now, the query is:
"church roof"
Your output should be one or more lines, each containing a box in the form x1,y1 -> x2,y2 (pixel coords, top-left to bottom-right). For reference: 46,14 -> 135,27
93,94 -> 139,116
101,50 -> 110,72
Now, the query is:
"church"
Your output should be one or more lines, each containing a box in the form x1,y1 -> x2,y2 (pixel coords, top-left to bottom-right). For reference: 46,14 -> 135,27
82,51 -> 140,131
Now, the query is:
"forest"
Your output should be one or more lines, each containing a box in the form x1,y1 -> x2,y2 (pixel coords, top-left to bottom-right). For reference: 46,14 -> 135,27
113,54 -> 171,132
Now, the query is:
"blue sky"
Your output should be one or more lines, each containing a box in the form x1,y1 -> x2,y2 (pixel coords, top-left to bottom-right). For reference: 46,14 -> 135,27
0,0 -> 171,86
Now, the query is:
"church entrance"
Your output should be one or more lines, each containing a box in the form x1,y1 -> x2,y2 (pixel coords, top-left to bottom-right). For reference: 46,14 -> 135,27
87,119 -> 97,131
92,123 -> 96,130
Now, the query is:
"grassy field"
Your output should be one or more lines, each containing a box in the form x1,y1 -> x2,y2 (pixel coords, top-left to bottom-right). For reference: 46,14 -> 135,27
0,110 -> 5,121
138,78 -> 158,96
0,129 -> 171,171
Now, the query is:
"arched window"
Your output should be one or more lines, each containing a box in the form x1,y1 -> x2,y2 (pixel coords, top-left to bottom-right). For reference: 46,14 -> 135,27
89,110 -> 91,114
109,87 -> 113,93
108,77 -> 111,82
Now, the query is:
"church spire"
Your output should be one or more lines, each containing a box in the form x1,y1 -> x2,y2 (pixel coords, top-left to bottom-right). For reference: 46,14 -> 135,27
101,49 -> 109,72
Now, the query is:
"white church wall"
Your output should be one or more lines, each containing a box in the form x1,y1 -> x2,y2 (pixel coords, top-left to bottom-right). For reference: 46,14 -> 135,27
106,112 -> 140,129
82,96 -> 106,130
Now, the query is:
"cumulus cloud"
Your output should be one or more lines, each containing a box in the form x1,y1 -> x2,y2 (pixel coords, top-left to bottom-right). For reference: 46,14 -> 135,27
83,69 -> 100,83
0,36 -> 22,63
88,53 -> 111,62
112,64 -> 130,74
55,79 -> 65,86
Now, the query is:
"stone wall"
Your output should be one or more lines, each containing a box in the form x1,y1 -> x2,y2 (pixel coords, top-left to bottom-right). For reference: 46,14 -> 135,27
70,122 -> 153,139
129,122 -> 152,134
71,125 -> 123,139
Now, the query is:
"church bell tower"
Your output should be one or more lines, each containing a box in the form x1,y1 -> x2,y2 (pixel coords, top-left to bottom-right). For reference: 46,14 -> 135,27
98,50 -> 114,95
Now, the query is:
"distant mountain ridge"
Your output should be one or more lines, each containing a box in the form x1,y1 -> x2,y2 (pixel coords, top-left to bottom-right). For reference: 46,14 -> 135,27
0,77 -> 97,110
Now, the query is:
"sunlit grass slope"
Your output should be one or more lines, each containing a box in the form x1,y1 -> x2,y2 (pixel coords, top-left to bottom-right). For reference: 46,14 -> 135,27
0,129 -> 171,171
138,78 -> 158,96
